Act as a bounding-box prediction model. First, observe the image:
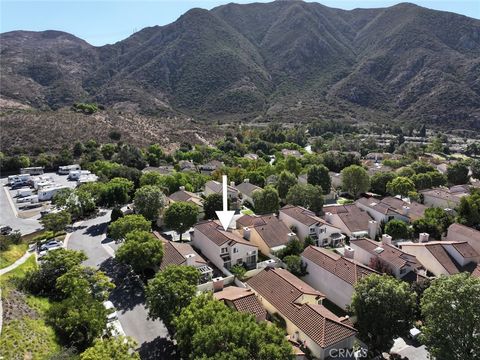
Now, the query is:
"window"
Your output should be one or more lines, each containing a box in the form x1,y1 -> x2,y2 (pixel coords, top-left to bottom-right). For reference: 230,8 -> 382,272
221,247 -> 228,254
400,268 -> 406,274
233,247 -> 238,253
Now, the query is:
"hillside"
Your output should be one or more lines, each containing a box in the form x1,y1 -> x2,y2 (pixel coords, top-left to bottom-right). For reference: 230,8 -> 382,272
1,1 -> 479,129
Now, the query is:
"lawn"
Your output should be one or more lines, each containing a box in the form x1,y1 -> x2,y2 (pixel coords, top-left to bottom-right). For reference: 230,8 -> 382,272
0,243 -> 28,269
0,256 -> 64,360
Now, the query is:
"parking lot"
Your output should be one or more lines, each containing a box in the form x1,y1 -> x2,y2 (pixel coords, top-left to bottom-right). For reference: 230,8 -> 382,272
0,172 -> 78,235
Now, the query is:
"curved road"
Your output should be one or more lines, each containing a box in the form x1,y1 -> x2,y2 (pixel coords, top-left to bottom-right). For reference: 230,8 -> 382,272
67,210 -> 172,359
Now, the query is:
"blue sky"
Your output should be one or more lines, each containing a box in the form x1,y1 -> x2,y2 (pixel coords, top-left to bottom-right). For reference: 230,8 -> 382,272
1,0 -> 479,46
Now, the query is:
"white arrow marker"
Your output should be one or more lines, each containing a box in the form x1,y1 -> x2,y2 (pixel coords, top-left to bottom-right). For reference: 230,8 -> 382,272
215,175 -> 235,231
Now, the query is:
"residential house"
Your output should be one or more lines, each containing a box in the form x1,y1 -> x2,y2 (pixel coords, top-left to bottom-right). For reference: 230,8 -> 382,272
281,149 -> 302,158
178,160 -> 197,172
199,160 -> 224,175
420,186 -> 470,209
246,267 -> 357,360
301,246 -> 378,310
235,179 -> 262,206
380,197 -> 427,222
349,236 -> 422,279
236,214 -> 295,256
168,187 -> 204,220
322,204 -> 377,239
192,220 -> 258,271
446,223 -> 480,254
204,180 -> 239,208
213,286 -> 267,321
279,205 -> 345,247
355,197 -> 410,224
156,235 -> 213,282
398,240 -> 479,277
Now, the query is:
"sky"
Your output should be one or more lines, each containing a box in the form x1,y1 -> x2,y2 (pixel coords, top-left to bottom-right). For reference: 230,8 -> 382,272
1,0 -> 479,46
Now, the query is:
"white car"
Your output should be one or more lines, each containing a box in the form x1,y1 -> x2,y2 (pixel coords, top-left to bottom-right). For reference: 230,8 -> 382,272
103,300 -> 118,322
106,320 -> 126,338
40,240 -> 63,251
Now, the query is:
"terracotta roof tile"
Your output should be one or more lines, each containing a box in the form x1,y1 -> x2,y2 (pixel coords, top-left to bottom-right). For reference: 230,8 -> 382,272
450,242 -> 479,258
323,204 -> 373,233
280,205 -> 330,227
447,223 -> 480,242
246,268 -> 357,348
302,246 -> 378,286
195,220 -> 258,247
214,287 -> 267,321
159,240 -> 207,270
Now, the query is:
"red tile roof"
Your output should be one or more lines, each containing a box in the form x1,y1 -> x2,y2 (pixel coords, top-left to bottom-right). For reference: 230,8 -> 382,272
195,220 -> 258,248
302,246 -> 378,286
323,204 -> 373,233
350,238 -> 420,270
238,214 -> 292,249
450,242 -> 479,259
472,264 -> 480,278
280,205 -> 331,227
214,287 -> 267,321
424,243 -> 460,275
158,239 -> 207,270
246,268 -> 357,348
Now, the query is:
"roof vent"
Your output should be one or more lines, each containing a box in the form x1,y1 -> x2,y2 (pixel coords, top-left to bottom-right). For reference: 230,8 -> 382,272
374,247 -> 384,254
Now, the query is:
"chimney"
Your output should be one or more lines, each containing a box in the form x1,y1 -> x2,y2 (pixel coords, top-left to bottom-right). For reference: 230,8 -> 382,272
243,227 -> 251,240
287,232 -> 296,242
213,277 -> 224,292
230,181 -> 235,187
368,220 -> 378,239
419,233 -> 429,243
382,234 -> 392,245
402,206 -> 410,216
244,178 -> 249,183
179,185 -> 185,191
344,245 -> 355,259
185,253 -> 196,267
325,212 -> 334,224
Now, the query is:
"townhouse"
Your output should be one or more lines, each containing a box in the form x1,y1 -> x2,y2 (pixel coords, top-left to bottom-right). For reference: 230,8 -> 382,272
322,204 -> 377,239
445,223 -> 480,254
213,286 -> 267,322
235,179 -> 262,206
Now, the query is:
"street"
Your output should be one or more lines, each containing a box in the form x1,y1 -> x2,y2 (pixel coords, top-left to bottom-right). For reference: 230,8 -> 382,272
67,210 -> 175,359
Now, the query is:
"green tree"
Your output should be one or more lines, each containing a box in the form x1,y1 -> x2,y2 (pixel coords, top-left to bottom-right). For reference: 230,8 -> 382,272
109,214 -> 151,241
230,264 -> 247,280
457,190 -> 480,228
421,273 -> 480,360
22,249 -> 87,298
412,207 -> 454,239
101,177 -> 134,207
275,171 -> 297,199
139,171 -> 163,187
285,155 -> 301,175
446,162 -> 470,185
252,186 -> 280,214
471,159 -> 480,180
351,274 -> 416,353
427,171 -> 447,187
386,176 -> 416,197
412,173 -> 432,190
174,293 -> 294,360
410,161 -> 435,174
396,167 -> 416,178
203,193 -> 223,219
307,164 -> 331,195
370,171 -> 397,195
133,185 -> 166,221
81,337 -> 139,360
384,219 -> 410,240
163,202 -> 199,241
113,144 -> 147,169
277,239 -> 303,259
56,265 -> 114,301
146,265 -> 200,331
116,231 -> 164,275
110,207 -> 124,222
286,183 -> 324,214
283,255 -> 307,276
246,170 -> 266,187
40,210 -> 72,233
341,165 -> 370,198
47,295 -> 107,351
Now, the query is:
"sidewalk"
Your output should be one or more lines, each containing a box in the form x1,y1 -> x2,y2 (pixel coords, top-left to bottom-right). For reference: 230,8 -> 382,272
0,251 -> 33,276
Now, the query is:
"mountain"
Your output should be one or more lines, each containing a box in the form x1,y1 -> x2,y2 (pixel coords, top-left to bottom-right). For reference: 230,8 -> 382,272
1,1 -> 480,129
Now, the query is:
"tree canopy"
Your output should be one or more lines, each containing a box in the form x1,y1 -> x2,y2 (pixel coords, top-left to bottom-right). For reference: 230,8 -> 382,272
307,164 -> 331,195
163,202 -> 199,241
109,214 -> 151,241
286,183 -> 323,214
80,337 -> 139,360
386,176 -> 415,197
446,162 -> 470,185
133,185 -> 166,221
40,210 -> 72,233
341,165 -> 370,198
252,186 -> 280,214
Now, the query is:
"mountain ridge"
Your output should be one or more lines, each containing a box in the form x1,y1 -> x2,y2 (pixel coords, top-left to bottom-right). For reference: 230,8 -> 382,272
1,1 -> 479,129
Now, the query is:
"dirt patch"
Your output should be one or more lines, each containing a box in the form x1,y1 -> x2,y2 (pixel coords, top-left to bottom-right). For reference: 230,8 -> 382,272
2,289 -> 39,323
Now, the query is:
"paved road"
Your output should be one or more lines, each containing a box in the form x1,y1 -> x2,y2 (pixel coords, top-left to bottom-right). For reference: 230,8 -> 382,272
0,180 -> 42,235
67,210 -> 174,359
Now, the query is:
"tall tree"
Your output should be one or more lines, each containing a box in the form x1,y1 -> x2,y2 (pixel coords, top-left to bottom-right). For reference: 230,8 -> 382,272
174,293 -> 294,360
286,184 -> 324,214
163,202 -> 199,241
81,337 -> 139,360
341,165 -> 370,198
116,231 -> 164,275
56,265 -> 114,301
40,210 -> 72,233
384,219 -> 410,240
145,265 -> 200,331
307,164 -> 331,195
351,274 -> 416,353
108,214 -> 151,241
421,273 -> 480,360
252,186 -> 280,214
203,193 -> 224,219
446,162 -> 470,185
133,185 -> 166,221
370,171 -> 397,195
457,190 -> 480,228
275,170 -> 297,199
386,176 -> 416,197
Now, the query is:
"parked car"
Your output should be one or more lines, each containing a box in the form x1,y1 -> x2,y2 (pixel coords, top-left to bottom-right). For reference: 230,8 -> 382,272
0,225 -> 12,235
11,181 -> 30,190
106,320 -> 126,338
40,240 -> 63,251
103,301 -> 119,322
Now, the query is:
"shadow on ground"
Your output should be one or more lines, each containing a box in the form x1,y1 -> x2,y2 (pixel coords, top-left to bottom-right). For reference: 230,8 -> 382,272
138,337 -> 179,360
99,257 -> 145,312
83,222 -> 108,236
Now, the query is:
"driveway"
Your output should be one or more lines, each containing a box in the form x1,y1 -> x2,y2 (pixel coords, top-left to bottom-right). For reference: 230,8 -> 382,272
67,210 -> 175,359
